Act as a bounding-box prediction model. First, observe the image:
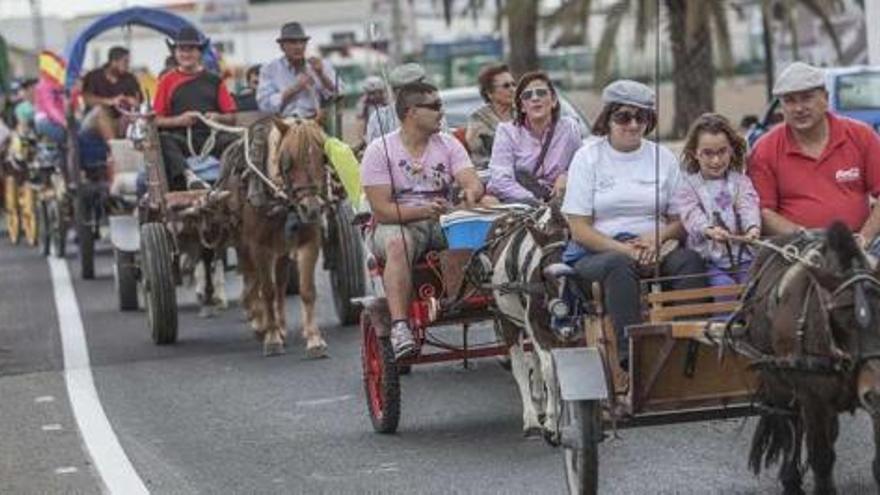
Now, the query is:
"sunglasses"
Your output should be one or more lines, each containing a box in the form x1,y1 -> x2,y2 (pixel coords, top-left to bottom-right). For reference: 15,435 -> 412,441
520,88 -> 551,101
611,109 -> 650,126
415,101 -> 443,112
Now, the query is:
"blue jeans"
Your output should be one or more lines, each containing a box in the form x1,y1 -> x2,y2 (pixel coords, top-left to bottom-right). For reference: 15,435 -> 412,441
34,118 -> 66,144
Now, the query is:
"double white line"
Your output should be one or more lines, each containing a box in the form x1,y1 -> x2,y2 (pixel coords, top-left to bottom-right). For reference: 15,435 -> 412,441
48,257 -> 149,494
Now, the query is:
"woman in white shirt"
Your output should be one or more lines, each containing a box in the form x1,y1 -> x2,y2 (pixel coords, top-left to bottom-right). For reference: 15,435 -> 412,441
561,80 -> 706,367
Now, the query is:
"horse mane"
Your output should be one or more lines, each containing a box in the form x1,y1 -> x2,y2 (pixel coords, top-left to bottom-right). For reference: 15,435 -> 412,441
826,220 -> 861,272
278,120 -> 326,177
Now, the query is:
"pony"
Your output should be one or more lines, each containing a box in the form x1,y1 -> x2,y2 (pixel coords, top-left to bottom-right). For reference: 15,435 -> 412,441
735,221 -> 880,494
222,117 -> 329,356
487,202 -> 575,443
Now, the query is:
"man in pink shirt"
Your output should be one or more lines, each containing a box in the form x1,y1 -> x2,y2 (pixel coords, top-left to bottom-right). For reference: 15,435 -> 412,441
361,81 -> 484,359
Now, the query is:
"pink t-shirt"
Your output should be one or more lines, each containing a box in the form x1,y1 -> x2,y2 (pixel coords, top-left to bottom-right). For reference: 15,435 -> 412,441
361,130 -> 473,207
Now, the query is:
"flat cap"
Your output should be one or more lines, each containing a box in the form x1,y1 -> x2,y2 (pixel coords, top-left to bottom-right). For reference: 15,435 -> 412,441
772,62 -> 826,96
389,63 -> 426,88
601,79 -> 655,110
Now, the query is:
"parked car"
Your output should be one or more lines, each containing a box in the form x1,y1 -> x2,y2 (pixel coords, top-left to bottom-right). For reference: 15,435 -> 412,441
746,65 -> 880,147
439,86 -> 591,137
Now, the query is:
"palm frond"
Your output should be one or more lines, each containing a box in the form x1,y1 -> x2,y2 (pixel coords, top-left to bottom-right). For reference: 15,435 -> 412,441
594,0 -> 631,86
797,0 -> 844,61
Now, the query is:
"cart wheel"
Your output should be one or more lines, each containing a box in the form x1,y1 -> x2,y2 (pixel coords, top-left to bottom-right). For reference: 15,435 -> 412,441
48,199 -> 67,257
21,186 -> 39,247
561,399 -> 601,495
115,250 -> 139,311
361,310 -> 400,433
328,202 -> 366,325
75,194 -> 96,279
141,223 -> 178,344
4,175 -> 21,244
38,199 -> 51,256
286,260 -> 300,295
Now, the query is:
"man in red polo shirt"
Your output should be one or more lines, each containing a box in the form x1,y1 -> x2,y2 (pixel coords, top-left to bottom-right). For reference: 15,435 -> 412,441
153,27 -> 237,190
749,61 -> 880,248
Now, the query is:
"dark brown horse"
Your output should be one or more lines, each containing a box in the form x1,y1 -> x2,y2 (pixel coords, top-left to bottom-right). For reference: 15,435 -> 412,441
222,117 -> 329,356
736,221 -> 880,494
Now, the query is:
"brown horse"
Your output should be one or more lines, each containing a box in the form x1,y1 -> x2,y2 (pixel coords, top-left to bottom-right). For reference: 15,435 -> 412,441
223,117 -> 329,357
735,222 -> 880,494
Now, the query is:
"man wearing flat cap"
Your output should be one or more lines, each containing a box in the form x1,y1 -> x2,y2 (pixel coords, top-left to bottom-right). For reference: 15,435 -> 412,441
748,61 -> 880,248
257,22 -> 339,120
365,63 -> 447,144
153,27 -> 238,190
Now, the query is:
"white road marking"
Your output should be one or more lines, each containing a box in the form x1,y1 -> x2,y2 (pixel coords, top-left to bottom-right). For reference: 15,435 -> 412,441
48,257 -> 149,495
41,424 -> 63,431
295,394 -> 354,407
54,467 -> 79,475
35,395 -> 55,403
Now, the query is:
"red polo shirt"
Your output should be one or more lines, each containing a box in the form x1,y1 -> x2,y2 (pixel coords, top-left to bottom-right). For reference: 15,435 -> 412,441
748,113 -> 880,231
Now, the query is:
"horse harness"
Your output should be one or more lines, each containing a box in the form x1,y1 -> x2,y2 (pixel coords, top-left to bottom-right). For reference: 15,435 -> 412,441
730,231 -> 880,375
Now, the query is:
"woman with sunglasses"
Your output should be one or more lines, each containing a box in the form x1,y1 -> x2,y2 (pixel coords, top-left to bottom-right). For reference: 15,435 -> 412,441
465,63 -> 515,170
486,71 -> 582,204
561,80 -> 706,368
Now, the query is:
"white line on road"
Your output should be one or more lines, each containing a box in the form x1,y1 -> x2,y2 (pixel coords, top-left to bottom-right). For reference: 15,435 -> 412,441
41,423 -> 63,431
55,466 -> 80,475
48,257 -> 149,495
295,394 -> 354,407
35,395 -> 55,403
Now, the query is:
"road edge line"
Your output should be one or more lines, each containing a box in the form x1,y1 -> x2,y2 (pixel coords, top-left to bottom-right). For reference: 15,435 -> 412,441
48,257 -> 149,495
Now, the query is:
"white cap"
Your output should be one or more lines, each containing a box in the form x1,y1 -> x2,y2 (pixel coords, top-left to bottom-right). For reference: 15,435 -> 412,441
772,62 -> 826,96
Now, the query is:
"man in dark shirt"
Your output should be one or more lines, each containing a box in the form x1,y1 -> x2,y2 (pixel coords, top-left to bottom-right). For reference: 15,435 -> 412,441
81,46 -> 142,142
153,27 -> 237,190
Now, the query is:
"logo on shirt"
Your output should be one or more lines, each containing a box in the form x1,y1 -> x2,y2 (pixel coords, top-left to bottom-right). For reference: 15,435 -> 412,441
835,167 -> 861,183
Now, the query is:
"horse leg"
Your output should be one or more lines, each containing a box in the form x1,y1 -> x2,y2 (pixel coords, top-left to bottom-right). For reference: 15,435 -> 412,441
274,251 -> 290,342
803,402 -> 838,495
198,249 -> 216,318
297,232 -> 326,357
535,344 -> 561,446
780,414 -> 806,495
509,336 -> 542,436
212,250 -> 228,310
257,254 -> 284,356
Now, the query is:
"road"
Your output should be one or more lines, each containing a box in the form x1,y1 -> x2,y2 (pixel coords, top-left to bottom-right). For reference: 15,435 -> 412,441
1,232 -> 878,494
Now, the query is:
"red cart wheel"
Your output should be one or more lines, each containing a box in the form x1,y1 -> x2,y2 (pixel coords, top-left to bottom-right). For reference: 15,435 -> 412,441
361,310 -> 400,433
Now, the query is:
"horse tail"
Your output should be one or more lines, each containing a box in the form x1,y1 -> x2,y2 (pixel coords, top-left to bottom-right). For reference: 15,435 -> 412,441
748,411 -> 797,475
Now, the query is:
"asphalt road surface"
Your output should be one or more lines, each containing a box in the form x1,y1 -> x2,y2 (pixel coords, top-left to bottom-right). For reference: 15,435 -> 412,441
2,232 -> 879,494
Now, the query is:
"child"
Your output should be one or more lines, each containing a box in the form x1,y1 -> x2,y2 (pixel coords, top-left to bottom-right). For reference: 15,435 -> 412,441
672,113 -> 760,287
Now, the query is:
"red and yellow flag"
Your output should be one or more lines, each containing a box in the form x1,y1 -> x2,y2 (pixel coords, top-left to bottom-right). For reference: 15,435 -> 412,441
39,50 -> 66,87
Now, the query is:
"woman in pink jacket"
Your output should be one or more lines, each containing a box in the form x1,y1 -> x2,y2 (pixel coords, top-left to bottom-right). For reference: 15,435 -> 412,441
671,113 -> 761,287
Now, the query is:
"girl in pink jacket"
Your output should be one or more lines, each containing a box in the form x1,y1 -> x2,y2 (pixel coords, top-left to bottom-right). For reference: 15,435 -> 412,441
671,113 -> 761,286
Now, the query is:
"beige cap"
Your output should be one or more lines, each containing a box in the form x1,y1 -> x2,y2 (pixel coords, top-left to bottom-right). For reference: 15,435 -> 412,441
772,62 -> 826,96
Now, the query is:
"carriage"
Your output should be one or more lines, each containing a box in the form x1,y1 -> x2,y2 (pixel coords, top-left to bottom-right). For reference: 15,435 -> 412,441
353,200 -> 763,494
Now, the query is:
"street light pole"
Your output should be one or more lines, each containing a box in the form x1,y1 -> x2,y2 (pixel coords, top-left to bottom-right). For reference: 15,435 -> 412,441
867,0 -> 880,65
29,0 -> 45,52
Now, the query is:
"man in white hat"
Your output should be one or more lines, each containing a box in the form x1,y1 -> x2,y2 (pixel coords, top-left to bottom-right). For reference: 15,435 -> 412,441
257,21 -> 339,120
749,61 -> 880,247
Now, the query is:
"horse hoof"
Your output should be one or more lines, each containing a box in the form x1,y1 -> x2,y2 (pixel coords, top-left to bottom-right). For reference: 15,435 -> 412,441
306,343 -> 328,359
198,306 -> 216,318
542,428 -> 561,447
263,342 -> 286,357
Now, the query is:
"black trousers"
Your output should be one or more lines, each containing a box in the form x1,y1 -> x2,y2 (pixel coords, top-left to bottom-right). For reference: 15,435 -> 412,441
159,131 -> 238,190
573,247 -> 706,362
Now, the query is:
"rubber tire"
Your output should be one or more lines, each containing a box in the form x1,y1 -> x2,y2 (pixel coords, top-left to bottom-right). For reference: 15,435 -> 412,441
48,199 -> 66,258
76,196 -> 95,279
286,260 -> 300,295
328,202 -> 366,325
562,400 -> 601,495
39,200 -> 51,256
115,250 -> 139,311
361,311 -> 400,434
141,223 -> 178,344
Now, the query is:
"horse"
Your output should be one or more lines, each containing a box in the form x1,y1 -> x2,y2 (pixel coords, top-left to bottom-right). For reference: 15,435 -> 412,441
487,202 -> 575,443
734,221 -> 880,494
222,117 -> 329,357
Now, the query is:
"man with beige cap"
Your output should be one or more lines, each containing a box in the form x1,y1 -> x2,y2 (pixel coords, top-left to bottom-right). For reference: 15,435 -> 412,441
748,61 -> 880,248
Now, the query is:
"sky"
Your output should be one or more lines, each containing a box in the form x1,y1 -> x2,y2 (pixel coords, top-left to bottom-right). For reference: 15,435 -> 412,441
0,0 -> 170,20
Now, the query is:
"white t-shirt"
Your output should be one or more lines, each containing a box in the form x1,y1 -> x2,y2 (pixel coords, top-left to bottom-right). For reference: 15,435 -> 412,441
561,138 -> 681,238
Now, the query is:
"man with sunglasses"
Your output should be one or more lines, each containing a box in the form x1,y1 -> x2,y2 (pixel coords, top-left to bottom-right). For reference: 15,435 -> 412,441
749,62 -> 880,249
361,81 -> 484,359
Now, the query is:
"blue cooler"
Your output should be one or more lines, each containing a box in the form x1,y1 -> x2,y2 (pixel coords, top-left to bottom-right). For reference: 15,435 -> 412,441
440,211 -> 499,251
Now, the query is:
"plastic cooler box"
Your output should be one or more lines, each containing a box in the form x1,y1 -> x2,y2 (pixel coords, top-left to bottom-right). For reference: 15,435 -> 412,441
440,211 -> 500,250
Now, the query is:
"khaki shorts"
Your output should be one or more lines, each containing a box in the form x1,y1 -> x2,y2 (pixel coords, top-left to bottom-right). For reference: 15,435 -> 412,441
368,220 -> 447,264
